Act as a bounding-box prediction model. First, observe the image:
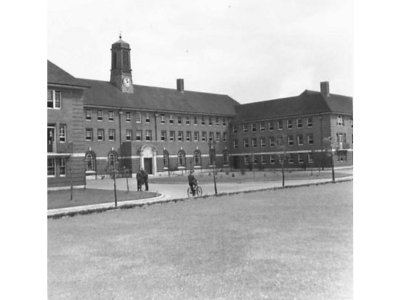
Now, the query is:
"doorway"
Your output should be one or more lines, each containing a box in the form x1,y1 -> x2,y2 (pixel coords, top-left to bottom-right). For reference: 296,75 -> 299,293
144,158 -> 153,174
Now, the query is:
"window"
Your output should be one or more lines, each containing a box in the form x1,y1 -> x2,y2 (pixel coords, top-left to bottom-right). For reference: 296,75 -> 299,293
60,158 -> 66,176
277,136 -> 284,146
222,117 -> 227,126
145,130 -> 152,141
136,130 -> 142,141
269,136 -> 275,147
260,137 -> 266,147
270,155 -> 275,164
202,132 -> 207,142
337,133 -> 346,149
48,158 -> 55,176
209,117 -> 213,126
85,110 -> 92,121
260,122 -> 265,131
108,111 -> 114,122
209,149 -> 216,165
288,154 -> 294,164
126,130 -> 132,141
261,155 -> 266,165
126,112 -> 131,122
169,131 -> 175,141
85,152 -> 96,172
169,115 -> 174,124
216,117 -> 219,126
268,121 -> 274,130
242,124 -> 248,133
163,150 -> 169,169
216,132 -> 221,142
160,114 -> 165,124
287,135 -> 294,146
244,156 -> 249,166
308,153 -> 314,164
297,135 -> 303,146
97,110 -> 103,121
337,115 -> 344,126
161,130 -> 167,141
59,124 -> 66,143
251,123 -> 256,132
186,116 -> 190,125
109,129 -> 115,141
177,150 -> 186,167
253,155 -> 258,165
222,132 -> 227,142
243,138 -> 249,148
177,116 -> 182,125
201,117 -> 205,126
297,118 -> 303,128
186,131 -> 191,141
194,131 -> 199,142
287,119 -> 293,129
298,154 -> 304,164
97,129 -> 104,141
145,113 -> 150,123
350,118 -> 353,128
223,149 -> 229,165
108,152 -> 118,170
194,150 -> 201,166
47,90 -> 61,109
232,125 -> 238,133
252,138 -> 257,148
86,129 -> 93,141
277,120 -> 283,130
307,134 -> 314,145
136,112 -> 141,123
194,116 -> 198,125
209,132 -> 214,142
307,117 -> 313,127
233,139 -> 238,148
178,131 -> 183,141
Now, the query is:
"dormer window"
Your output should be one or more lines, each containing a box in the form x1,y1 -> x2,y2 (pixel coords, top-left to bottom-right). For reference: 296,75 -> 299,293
47,90 -> 61,109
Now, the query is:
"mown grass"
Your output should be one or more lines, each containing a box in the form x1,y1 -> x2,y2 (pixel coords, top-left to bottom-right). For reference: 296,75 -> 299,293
47,189 -> 159,209
48,181 -> 352,299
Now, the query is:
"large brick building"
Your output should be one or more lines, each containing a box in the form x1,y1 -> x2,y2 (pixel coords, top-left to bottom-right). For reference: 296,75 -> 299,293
47,37 -> 353,189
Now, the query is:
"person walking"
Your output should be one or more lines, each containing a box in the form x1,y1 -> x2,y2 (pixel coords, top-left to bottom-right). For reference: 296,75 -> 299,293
141,168 -> 149,191
136,169 -> 143,191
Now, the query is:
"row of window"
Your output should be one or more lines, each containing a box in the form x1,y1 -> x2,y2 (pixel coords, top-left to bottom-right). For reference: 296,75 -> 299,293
84,109 -> 227,127
233,115 -> 350,134
47,158 -> 67,176
233,134 -> 315,149
85,128 -> 228,142
243,153 -> 315,165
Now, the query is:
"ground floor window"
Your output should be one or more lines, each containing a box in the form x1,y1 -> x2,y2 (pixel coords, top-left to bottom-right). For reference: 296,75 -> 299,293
178,150 -> 186,167
163,150 -> 169,169
48,158 -> 55,176
108,152 -> 118,170
60,158 -> 66,176
194,150 -> 201,166
223,149 -> 229,165
85,152 -> 96,172
209,148 -> 216,165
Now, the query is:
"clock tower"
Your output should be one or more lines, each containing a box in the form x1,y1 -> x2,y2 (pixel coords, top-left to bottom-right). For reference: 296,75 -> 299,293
110,35 -> 134,93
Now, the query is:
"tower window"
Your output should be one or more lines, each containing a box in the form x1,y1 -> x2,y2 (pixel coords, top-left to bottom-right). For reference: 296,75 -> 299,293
112,52 -> 117,69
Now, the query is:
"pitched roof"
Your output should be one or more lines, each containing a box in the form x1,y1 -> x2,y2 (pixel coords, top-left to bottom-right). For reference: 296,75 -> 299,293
47,60 -> 89,88
233,90 -> 353,123
78,78 -> 240,116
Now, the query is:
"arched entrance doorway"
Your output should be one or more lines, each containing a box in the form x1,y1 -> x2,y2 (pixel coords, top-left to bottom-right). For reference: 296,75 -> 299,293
139,144 -> 157,175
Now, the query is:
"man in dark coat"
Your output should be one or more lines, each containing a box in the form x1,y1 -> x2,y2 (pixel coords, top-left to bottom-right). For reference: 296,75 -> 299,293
141,168 -> 149,191
188,170 -> 197,195
136,169 -> 143,191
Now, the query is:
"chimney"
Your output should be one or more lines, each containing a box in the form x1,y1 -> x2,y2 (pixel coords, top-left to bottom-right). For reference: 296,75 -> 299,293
177,79 -> 184,93
320,81 -> 330,96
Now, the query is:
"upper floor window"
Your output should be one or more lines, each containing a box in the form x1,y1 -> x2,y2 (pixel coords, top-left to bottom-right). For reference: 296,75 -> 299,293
194,116 -> 198,125
297,134 -> 303,146
268,121 -> 274,130
222,117 -> 226,126
108,111 -> 114,122
216,132 -> 221,142
160,114 -> 165,124
161,130 -> 167,141
169,114 -> 174,124
251,123 -> 256,132
201,117 -> 206,126
126,112 -> 131,122
260,137 -> 266,147
297,118 -> 303,128
202,132 -> 207,142
169,131 -> 175,141
277,120 -> 283,130
136,112 -> 141,123
209,117 -> 213,126
252,138 -> 257,148
287,135 -> 294,146
136,130 -> 142,141
85,110 -> 92,121
307,117 -> 313,127
178,131 -> 183,141
233,139 -> 238,149
243,138 -> 249,148
186,131 -> 192,141
260,122 -> 265,132
215,117 -> 219,126
209,132 -> 214,142
287,119 -> 293,129
59,124 -> 66,143
194,131 -> 199,142
177,116 -> 182,125
126,129 -> 132,141
232,125 -> 238,133
337,115 -> 344,126
307,134 -> 314,145
108,129 -> 115,141
242,124 -> 248,133
145,113 -> 150,123
145,130 -> 152,141
222,132 -> 227,142
47,90 -> 61,109
269,136 -> 275,147
97,110 -> 103,121
86,128 -> 93,141
186,116 -> 190,125
97,129 -> 104,141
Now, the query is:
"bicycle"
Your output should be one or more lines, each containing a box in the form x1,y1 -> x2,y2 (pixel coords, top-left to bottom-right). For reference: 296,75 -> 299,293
187,182 -> 203,197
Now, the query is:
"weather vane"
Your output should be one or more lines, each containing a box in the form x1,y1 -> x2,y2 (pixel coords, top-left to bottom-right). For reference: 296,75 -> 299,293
119,31 -> 122,39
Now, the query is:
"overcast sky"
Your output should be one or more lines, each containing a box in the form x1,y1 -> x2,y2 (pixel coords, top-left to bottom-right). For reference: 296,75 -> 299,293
48,0 -> 353,103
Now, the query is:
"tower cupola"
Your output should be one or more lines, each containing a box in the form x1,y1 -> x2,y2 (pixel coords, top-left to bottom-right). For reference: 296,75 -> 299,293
110,35 -> 134,93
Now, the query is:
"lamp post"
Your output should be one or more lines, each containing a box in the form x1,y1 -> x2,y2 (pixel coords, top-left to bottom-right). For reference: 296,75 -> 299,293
208,140 -> 218,195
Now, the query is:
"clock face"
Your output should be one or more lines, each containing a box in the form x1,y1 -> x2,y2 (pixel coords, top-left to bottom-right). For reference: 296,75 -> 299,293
123,77 -> 131,87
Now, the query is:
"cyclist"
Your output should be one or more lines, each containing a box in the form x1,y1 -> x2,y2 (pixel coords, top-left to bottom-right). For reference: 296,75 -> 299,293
188,170 -> 197,196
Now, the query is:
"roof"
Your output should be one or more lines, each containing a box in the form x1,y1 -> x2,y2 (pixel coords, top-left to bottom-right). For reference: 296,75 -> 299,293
47,60 -> 89,88
78,78 -> 240,116
233,90 -> 353,123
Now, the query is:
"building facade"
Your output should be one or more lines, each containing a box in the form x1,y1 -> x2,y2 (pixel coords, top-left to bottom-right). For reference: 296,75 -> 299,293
47,37 -> 353,189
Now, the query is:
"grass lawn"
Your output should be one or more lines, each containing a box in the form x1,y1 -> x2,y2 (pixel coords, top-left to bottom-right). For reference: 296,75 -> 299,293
48,189 -> 159,210
48,181 -> 352,300
149,169 -> 351,184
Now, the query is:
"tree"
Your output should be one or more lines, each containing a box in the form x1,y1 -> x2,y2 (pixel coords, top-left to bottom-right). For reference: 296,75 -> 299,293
322,136 -> 337,182
276,135 -> 290,187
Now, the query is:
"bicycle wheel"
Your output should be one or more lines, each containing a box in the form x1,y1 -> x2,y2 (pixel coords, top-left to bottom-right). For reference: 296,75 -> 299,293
187,187 -> 192,198
196,186 -> 203,196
